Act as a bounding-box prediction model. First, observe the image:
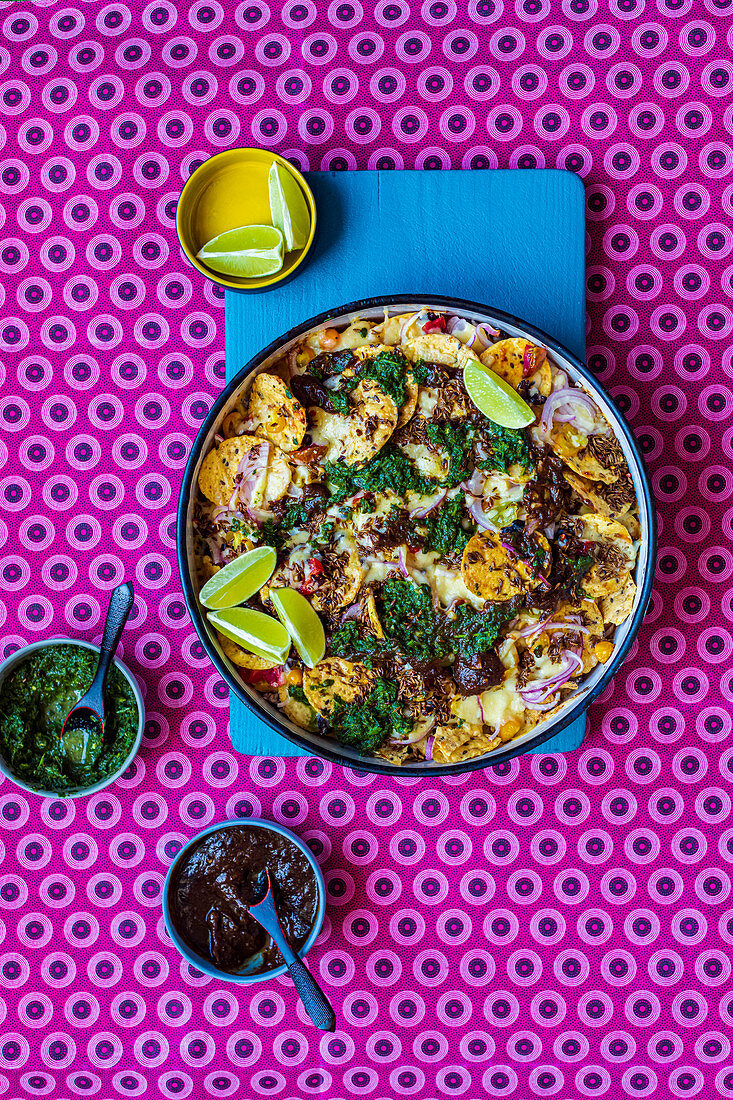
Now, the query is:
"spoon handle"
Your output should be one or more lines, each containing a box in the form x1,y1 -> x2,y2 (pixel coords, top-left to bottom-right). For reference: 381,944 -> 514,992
287,957 -> 336,1031
89,583 -> 134,704
100,583 -> 134,658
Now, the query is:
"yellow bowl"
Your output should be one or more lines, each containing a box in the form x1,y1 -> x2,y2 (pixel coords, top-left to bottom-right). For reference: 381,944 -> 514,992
176,149 -> 317,291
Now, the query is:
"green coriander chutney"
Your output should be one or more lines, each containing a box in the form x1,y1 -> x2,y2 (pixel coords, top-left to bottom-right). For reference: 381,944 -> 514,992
0,644 -> 139,793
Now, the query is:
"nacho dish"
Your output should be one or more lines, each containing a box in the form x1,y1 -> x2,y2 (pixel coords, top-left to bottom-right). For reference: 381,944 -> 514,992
193,307 -> 641,767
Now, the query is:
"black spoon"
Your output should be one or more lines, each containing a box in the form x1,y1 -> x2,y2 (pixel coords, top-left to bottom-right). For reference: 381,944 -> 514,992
59,583 -> 134,773
215,869 -> 336,1031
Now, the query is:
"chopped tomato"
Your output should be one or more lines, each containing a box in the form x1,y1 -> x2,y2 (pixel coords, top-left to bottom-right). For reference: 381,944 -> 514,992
422,314 -> 446,334
241,666 -> 284,688
522,345 -> 547,378
299,556 -> 325,597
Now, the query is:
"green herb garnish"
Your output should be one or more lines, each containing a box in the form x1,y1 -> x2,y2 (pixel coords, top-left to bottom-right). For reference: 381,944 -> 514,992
447,603 -> 515,659
349,349 -> 409,407
330,677 -> 411,754
325,447 -> 435,502
377,579 -> 441,661
478,423 -> 532,473
425,422 -> 477,488
411,358 -> 431,384
330,621 -> 383,659
0,644 -> 138,793
423,495 -> 475,556
327,391 -> 351,415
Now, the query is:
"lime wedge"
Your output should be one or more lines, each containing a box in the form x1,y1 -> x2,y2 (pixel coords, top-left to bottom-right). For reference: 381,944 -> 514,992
196,224 -> 284,278
268,161 -> 310,252
208,608 -> 291,663
199,546 -> 277,610
463,358 -> 535,429
270,588 -> 326,669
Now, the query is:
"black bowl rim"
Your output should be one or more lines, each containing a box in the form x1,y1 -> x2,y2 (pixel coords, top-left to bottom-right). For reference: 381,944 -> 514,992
178,293 -> 657,775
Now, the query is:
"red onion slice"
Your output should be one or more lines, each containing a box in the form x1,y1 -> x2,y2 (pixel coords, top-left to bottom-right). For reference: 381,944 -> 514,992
520,651 -> 584,703
518,619 -> 591,639
461,469 -> 486,497
410,489 -> 447,518
399,311 -> 421,343
476,322 -> 501,344
539,388 -> 599,435
468,498 -> 499,532
523,696 -> 559,712
234,440 -> 270,518
339,603 -> 361,624
446,317 -> 477,347
397,546 -> 409,578
425,735 -> 434,761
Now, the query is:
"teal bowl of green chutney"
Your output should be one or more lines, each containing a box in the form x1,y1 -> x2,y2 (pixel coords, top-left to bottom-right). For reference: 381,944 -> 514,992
0,638 -> 144,798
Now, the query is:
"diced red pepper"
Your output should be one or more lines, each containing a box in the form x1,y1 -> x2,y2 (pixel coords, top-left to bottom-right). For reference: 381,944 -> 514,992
422,315 -> 446,334
522,344 -> 547,378
241,666 -> 284,688
299,557 -> 325,597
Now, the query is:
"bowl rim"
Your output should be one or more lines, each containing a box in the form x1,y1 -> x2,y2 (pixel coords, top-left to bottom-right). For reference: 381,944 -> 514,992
175,147 -> 317,291
177,293 -> 657,775
162,817 -> 326,984
0,637 -> 145,799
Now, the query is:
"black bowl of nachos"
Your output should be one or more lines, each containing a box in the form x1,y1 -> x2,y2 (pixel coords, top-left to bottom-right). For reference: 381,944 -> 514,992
178,296 -> 656,775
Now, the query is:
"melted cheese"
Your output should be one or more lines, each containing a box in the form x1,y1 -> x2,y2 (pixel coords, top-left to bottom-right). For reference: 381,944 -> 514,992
309,408 -> 351,461
402,442 -> 448,479
417,387 -> 439,418
430,564 -> 483,610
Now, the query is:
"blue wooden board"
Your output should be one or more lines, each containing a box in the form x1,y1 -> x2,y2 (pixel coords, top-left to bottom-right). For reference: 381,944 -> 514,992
225,168 -> 587,758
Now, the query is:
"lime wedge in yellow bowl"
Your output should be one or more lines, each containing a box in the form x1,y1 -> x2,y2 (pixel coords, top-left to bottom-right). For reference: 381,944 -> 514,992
208,608 -> 291,664
199,546 -> 277,610
268,161 -> 310,252
463,358 -> 535,429
196,224 -> 284,278
270,588 -> 325,669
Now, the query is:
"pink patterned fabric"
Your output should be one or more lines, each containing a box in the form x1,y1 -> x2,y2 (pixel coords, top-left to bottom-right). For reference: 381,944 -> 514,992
1,2 -> 733,1096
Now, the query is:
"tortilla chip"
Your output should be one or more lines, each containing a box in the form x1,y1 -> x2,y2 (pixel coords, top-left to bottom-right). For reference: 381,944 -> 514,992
218,634 -> 280,670
618,512 -> 641,540
461,531 -> 545,602
246,372 -> 306,453
432,722 -> 498,764
480,338 -> 547,391
402,332 -> 480,368
302,657 -> 375,715
600,574 -> 636,626
311,378 -> 398,467
278,683 -> 318,732
198,435 -> 291,507
569,513 -> 635,599
397,368 -> 418,428
550,425 -> 624,485
310,545 -> 363,614
360,589 -> 384,639
564,470 -> 634,519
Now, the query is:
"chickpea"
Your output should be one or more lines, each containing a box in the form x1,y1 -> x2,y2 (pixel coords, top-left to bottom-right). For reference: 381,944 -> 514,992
499,717 -> 522,742
318,327 -> 340,351
594,640 -> 614,663
285,667 -> 303,687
